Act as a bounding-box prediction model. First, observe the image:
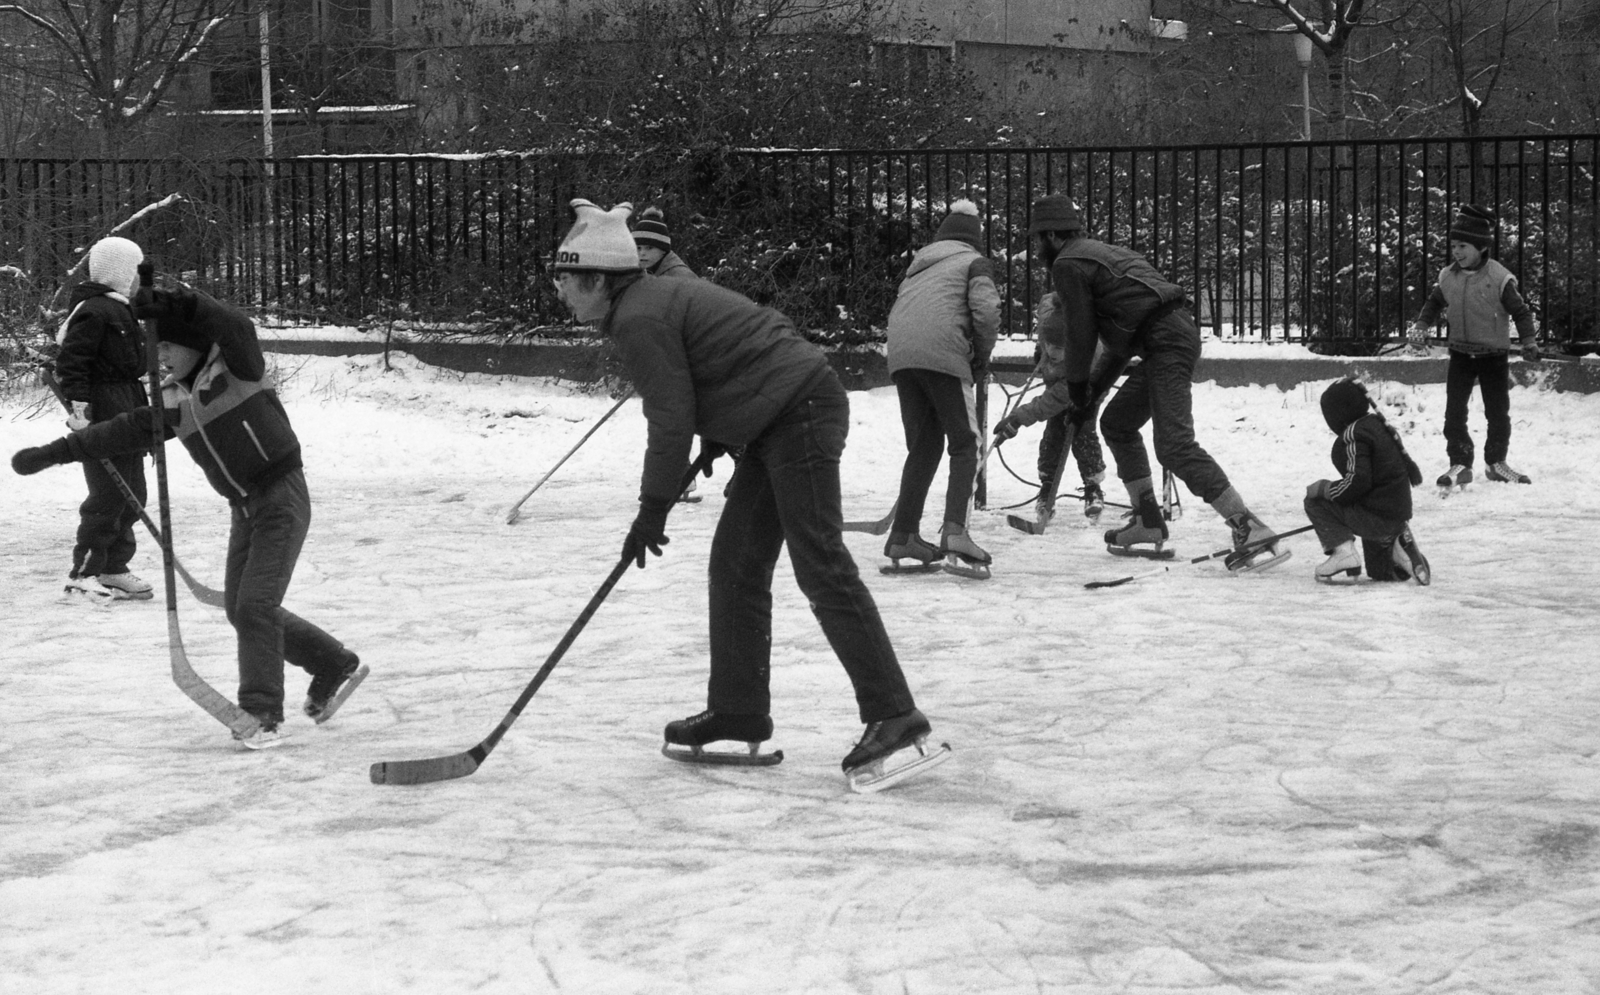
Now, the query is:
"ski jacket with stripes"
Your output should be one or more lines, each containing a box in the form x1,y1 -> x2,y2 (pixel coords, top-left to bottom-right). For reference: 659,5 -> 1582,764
1324,415 -> 1413,523
884,239 -> 1000,386
54,282 -> 149,421
65,289 -> 303,504
602,272 -> 833,504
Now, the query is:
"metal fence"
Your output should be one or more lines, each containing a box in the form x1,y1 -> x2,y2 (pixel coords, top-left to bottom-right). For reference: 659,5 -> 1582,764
3,135 -> 1597,352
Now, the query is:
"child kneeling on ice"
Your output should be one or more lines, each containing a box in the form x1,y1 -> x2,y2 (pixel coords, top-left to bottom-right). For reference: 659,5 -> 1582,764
1303,378 -> 1431,585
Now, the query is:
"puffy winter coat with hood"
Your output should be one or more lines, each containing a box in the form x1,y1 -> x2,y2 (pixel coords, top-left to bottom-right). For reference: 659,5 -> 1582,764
1320,380 -> 1414,523
55,282 -> 148,421
885,239 -> 1000,385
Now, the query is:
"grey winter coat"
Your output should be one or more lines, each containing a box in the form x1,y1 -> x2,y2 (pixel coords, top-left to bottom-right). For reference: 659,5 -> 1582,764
885,240 -> 1000,385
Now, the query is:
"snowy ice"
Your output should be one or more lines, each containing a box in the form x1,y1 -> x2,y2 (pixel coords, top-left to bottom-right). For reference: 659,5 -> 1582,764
2,347 -> 1598,993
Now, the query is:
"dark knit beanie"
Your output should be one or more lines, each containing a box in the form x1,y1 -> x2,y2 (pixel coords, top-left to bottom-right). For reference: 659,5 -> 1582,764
1448,204 -> 1496,251
934,199 -> 983,250
1028,194 -> 1084,235
1320,377 -> 1371,433
137,288 -> 212,353
633,207 -> 672,251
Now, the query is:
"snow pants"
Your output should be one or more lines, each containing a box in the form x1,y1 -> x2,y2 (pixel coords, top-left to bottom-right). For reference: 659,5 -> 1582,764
1443,349 -> 1512,467
1098,311 -> 1232,505
708,372 -> 916,724
225,468 -> 349,722
889,367 -> 979,534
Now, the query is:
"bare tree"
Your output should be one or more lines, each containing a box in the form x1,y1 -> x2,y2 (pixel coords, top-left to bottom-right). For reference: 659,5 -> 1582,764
0,0 -> 242,154
1411,0 -> 1556,136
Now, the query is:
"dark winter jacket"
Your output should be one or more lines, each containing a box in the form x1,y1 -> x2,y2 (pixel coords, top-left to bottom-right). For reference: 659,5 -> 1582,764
602,272 -> 833,503
65,288 -> 302,503
1049,235 -> 1188,389
647,251 -> 698,281
54,282 -> 148,421
1320,381 -> 1413,523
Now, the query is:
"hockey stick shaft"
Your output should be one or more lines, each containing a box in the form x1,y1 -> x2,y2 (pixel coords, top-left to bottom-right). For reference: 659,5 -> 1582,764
507,390 -> 632,524
372,455 -> 715,786
40,367 -> 225,608
137,272 -> 257,735
843,500 -> 897,535
1084,523 -> 1316,589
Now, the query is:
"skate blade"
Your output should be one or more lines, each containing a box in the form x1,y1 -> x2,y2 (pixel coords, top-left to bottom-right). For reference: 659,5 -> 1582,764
310,664 -> 371,724
1105,544 -> 1175,560
879,561 -> 942,575
660,743 -> 784,767
1006,511 -> 1051,535
1314,568 -> 1362,584
63,585 -> 131,603
941,556 -> 991,580
847,738 -> 953,794
1229,549 -> 1293,574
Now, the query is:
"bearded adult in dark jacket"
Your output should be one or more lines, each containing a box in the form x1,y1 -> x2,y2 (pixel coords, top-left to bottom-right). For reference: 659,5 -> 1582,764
13,285 -> 362,748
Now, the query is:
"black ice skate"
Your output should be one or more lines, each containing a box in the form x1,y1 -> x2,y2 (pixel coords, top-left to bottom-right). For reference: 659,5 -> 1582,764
661,709 -> 783,766
939,522 -> 991,580
842,708 -> 951,793
1392,524 -> 1431,586
881,532 -> 942,575
1105,492 -> 1174,559
1485,461 -> 1531,484
304,651 -> 370,723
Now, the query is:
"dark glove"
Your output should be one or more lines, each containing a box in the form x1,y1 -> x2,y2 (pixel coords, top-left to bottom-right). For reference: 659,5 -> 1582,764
992,412 -> 1026,444
12,437 -> 73,476
1522,341 -> 1541,362
971,352 -> 991,379
621,495 -> 672,568
694,440 -> 729,477
1066,381 -> 1089,410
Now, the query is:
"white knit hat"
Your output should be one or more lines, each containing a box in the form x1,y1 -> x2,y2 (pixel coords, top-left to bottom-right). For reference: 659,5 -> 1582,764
88,236 -> 143,297
553,199 -> 642,273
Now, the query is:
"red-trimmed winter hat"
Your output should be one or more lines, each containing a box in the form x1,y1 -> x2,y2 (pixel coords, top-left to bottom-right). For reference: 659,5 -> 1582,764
935,199 -> 983,250
632,207 -> 672,251
1448,204 -> 1496,250
554,199 -> 642,273
1027,194 -> 1084,236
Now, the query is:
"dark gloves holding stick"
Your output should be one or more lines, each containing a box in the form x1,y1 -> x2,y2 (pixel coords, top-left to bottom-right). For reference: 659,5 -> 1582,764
621,494 -> 673,568
12,437 -> 74,476
992,412 -> 1026,444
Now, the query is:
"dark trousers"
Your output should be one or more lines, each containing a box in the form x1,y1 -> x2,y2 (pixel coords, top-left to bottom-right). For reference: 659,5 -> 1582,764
708,373 -> 915,723
225,468 -> 347,721
1098,314 -> 1231,504
1038,409 -> 1106,493
73,450 -> 144,577
1304,495 -> 1405,552
890,367 -> 978,533
1443,350 -> 1511,466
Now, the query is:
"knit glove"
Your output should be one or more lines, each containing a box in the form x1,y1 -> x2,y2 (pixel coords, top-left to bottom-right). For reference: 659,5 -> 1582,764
992,411 -> 1028,444
12,437 -> 73,476
621,495 -> 673,568
1406,323 -> 1429,349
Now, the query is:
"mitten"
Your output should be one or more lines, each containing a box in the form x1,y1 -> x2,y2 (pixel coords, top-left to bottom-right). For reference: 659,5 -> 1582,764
621,495 -> 672,568
12,437 -> 73,475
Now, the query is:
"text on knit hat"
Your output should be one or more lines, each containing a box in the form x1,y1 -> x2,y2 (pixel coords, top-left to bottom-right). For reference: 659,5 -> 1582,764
554,199 -> 643,273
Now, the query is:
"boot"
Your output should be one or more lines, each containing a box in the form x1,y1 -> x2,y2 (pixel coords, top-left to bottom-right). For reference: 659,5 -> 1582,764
1485,461 -> 1530,484
1437,464 -> 1473,490
663,709 -> 773,747
883,531 -> 940,573
841,708 -> 932,773
1315,540 -> 1362,583
304,649 -> 368,723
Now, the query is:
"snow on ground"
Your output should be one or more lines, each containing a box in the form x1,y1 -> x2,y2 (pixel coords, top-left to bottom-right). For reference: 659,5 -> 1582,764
2,351 -> 1598,994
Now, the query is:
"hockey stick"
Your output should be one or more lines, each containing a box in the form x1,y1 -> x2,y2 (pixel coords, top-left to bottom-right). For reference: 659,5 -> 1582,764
507,390 -> 632,524
1084,523 -> 1316,589
843,500 -> 897,535
39,365 -> 225,607
371,455 -> 715,786
1006,419 -> 1077,535
136,268 -> 259,736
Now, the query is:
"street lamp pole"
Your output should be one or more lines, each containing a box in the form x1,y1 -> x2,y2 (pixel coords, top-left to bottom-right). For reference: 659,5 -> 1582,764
1293,32 -> 1315,142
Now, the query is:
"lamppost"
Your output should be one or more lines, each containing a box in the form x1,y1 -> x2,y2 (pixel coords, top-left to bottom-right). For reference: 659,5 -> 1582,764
1293,31 -> 1315,142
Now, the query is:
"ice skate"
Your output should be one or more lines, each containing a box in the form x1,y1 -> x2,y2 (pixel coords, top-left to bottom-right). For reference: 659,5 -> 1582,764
64,574 -> 131,601
232,713 -> 284,751
1485,461 -> 1530,484
661,709 -> 783,766
1436,464 -> 1472,495
939,522 -> 991,580
97,572 -> 154,600
1081,481 -> 1105,521
304,651 -> 370,723
841,708 -> 951,793
1314,540 -> 1362,584
1104,491 -> 1173,560
1393,525 -> 1431,586
1224,513 -> 1292,573
881,532 -> 942,575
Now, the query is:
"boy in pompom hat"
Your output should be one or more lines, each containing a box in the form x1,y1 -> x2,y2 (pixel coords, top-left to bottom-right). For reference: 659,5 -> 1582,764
552,198 -> 944,789
881,198 -> 1000,577
1303,378 -> 1430,585
13,279 -> 365,749
994,193 -> 1286,572
632,206 -> 697,280
1407,203 -> 1542,489
52,236 -> 151,600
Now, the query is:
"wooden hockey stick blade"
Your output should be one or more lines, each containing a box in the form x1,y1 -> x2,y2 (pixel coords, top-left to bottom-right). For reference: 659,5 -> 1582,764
1006,512 -> 1050,535
168,610 -> 261,736
843,501 -> 897,535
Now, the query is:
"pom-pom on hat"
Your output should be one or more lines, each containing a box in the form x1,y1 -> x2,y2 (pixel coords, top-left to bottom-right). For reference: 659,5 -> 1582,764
1028,194 -> 1084,235
935,199 -> 984,250
633,207 -> 673,251
554,199 -> 642,273
87,236 -> 143,297
1449,204 -> 1496,251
